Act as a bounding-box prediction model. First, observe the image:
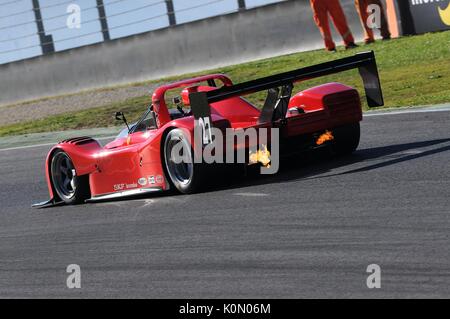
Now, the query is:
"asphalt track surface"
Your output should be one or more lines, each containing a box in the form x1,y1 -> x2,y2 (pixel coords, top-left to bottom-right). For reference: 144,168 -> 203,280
0,108 -> 449,298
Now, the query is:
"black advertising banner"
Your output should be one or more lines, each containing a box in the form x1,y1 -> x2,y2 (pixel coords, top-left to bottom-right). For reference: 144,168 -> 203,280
399,0 -> 450,34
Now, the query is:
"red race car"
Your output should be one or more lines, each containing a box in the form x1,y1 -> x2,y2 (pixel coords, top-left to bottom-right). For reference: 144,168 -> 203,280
34,51 -> 383,208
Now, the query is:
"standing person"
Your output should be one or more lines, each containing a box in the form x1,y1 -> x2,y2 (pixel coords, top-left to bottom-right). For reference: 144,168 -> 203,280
355,0 -> 391,44
310,0 -> 358,52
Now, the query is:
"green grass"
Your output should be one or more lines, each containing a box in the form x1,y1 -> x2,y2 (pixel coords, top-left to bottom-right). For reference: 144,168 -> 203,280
1,31 -> 449,137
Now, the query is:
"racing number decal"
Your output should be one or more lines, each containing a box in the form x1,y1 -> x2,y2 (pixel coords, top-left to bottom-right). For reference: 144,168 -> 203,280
189,91 -> 214,146
198,116 -> 213,145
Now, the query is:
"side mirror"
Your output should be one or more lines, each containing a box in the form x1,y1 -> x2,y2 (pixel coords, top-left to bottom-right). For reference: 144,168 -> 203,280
115,111 -> 124,121
115,111 -> 130,132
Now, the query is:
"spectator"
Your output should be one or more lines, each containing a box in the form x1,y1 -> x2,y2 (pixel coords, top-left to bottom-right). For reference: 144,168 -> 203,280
355,0 -> 391,44
310,0 -> 358,52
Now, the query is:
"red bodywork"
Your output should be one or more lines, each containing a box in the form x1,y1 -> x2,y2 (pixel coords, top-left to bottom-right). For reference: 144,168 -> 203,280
42,74 -> 362,202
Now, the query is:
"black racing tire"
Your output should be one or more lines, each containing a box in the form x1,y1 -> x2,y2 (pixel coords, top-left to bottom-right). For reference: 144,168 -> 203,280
331,123 -> 361,156
163,129 -> 207,194
50,150 -> 90,204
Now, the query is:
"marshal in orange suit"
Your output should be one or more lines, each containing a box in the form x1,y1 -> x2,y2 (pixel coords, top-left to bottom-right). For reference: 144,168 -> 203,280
355,0 -> 391,43
310,0 -> 357,51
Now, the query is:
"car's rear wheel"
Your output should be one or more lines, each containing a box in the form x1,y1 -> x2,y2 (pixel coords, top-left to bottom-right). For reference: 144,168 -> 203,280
163,129 -> 206,194
51,150 -> 90,204
331,122 -> 361,155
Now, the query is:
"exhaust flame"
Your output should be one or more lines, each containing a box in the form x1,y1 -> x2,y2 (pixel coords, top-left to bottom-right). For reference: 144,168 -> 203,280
250,145 -> 271,168
316,130 -> 334,146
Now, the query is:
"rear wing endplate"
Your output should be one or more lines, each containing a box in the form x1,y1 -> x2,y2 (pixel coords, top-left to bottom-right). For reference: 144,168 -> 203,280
190,51 -> 384,123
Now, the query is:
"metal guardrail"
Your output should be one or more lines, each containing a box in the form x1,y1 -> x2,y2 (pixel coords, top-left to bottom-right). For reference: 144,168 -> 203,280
0,0 -> 284,63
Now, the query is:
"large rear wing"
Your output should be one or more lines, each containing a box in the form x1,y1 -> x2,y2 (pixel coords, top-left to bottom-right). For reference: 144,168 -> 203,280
189,51 -> 384,124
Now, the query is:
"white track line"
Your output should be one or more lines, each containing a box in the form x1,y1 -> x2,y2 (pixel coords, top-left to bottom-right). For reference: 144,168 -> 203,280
1,106 -> 449,152
364,105 -> 450,117
0,136 -> 115,152
234,193 -> 269,197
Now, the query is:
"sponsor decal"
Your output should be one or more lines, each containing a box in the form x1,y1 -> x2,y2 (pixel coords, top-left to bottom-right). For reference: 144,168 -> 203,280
156,175 -> 164,184
114,183 -> 138,191
407,0 -> 450,33
438,2 -> 450,25
138,177 -> 148,186
148,176 -> 156,184
114,184 -> 125,191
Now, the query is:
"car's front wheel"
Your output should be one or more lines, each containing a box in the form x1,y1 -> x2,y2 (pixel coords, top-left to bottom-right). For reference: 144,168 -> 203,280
163,129 -> 207,194
50,150 -> 90,204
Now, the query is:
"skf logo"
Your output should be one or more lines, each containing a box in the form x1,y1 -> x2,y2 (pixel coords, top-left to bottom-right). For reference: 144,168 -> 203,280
438,3 -> 450,25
